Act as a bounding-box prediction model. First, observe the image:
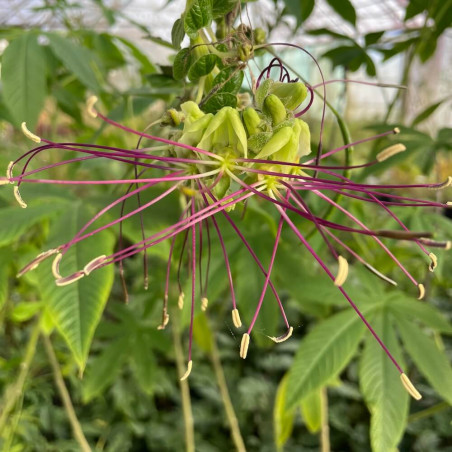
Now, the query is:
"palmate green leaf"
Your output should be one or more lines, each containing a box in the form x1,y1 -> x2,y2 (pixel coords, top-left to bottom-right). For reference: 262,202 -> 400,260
326,0 -> 356,26
82,336 -> 129,402
184,0 -> 213,39
46,33 -> 101,92
188,54 -> 219,81
396,317 -> 452,404
171,18 -> 185,50
273,375 -> 294,451
37,203 -> 115,369
286,309 -> 368,410
411,98 -> 449,127
173,48 -> 192,81
283,0 -> 315,27
212,0 -> 237,18
2,32 -> 47,129
212,66 -> 244,95
359,310 -> 408,452
0,204 -> 66,247
202,92 -> 237,114
300,388 -> 322,433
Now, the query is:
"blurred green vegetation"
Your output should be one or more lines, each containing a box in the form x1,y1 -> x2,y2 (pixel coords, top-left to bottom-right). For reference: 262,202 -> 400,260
0,0 -> 451,451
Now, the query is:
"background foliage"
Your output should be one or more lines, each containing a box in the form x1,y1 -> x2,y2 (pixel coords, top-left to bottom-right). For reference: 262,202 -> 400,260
0,0 -> 451,451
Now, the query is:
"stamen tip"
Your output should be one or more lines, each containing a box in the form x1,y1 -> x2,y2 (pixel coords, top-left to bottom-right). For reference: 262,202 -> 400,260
428,253 -> 437,272
400,373 -> 422,400
201,297 -> 208,311
240,333 -> 250,359
446,241 -> 451,251
418,283 -> 425,300
180,360 -> 192,381
376,143 -> 406,162
393,127 -> 400,134
269,326 -> 293,343
7,161 -> 15,183
52,253 -> 63,279
0,177 -> 9,186
21,122 -> 41,143
178,292 -> 185,310
157,313 -> 169,330
83,255 -> 107,275
55,271 -> 85,286
232,308 -> 242,328
86,96 -> 98,118
334,255 -> 348,287
13,186 -> 27,208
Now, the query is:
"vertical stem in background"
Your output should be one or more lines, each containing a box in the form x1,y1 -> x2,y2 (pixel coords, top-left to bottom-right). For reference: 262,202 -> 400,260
172,314 -> 195,452
42,335 -> 91,452
320,387 -> 330,452
0,320 -> 40,435
210,325 -> 246,452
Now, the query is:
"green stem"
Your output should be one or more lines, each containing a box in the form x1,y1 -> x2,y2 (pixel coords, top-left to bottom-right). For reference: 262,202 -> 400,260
407,402 -> 449,424
210,323 -> 246,452
0,320 -> 40,435
172,314 -> 195,452
320,387 -> 330,452
42,335 -> 91,452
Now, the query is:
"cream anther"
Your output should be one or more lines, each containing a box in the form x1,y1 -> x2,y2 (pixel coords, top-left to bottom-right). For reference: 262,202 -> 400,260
55,271 -> 85,286
393,127 -> 400,134
334,256 -> 348,287
52,253 -> 63,279
21,122 -> 41,143
447,202 -> 452,206
157,312 -> 169,330
400,373 -> 422,400
428,253 -> 437,272
86,96 -> 98,118
178,292 -> 185,309
232,308 -> 242,328
7,161 -> 15,183
446,241 -> 451,251
13,186 -> 27,208
240,333 -> 250,359
376,144 -> 406,162
201,297 -> 208,311
0,177 -> 9,186
430,176 -> 452,190
180,360 -> 193,381
269,326 -> 293,343
17,249 -> 59,277
83,255 -> 107,275
418,283 -> 425,300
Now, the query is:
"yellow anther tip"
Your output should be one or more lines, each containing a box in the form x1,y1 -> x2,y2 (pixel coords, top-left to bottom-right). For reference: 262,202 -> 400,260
86,96 -> 98,118
55,272 -> 85,286
446,241 -> 451,251
269,326 -> 294,343
400,373 -> 422,400
334,256 -> 348,287
428,253 -> 437,272
376,143 -> 406,162
446,202 -> 452,206
180,360 -> 192,381
7,161 -> 15,183
201,297 -> 208,311
232,308 -> 242,328
52,253 -> 63,279
393,127 -> 400,134
0,177 -> 10,186
178,292 -> 185,310
418,283 -> 425,300
21,122 -> 41,143
157,313 -> 169,330
240,333 -> 250,359
83,255 -> 107,275
13,186 -> 27,208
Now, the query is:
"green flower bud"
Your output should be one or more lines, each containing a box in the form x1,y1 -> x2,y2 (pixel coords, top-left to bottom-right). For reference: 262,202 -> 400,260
256,126 -> 293,159
255,78 -> 273,110
270,81 -> 307,111
243,107 -> 262,136
181,101 -> 205,127
178,113 -> 213,146
253,28 -> 266,45
263,94 -> 286,126
198,107 -> 248,157
161,108 -> 183,127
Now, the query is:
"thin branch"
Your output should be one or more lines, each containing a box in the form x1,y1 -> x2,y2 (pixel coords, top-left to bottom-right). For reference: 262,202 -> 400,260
320,387 -> 330,452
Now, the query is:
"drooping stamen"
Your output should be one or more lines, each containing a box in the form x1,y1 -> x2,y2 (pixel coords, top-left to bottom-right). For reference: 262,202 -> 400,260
55,271 -> 85,286
201,297 -> 208,311
232,309 -> 242,329
178,292 -> 185,310
21,122 -> 41,143
334,256 -> 349,287
86,96 -> 98,118
268,326 -> 293,343
52,253 -> 63,279
17,248 -> 59,277
83,255 -> 107,275
428,176 -> 451,190
400,373 -> 422,400
418,283 -> 425,300
13,186 -> 27,208
180,360 -> 193,381
240,333 -> 250,359
376,144 -> 406,162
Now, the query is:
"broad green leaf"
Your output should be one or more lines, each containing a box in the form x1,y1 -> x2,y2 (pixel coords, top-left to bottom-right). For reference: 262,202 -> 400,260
46,33 -> 100,92
284,0 -> 315,26
173,48 -> 192,81
365,31 -> 385,47
359,310 -> 408,452
273,375 -> 294,450
212,0 -> 237,18
202,93 -> 237,114
389,296 -> 452,334
212,66 -> 244,95
184,0 -> 213,39
10,301 -> 44,323
405,0 -> 427,20
171,18 -> 185,50
300,388 -> 322,433
82,337 -> 129,402
326,0 -> 356,25
131,332 -> 157,394
188,54 -> 219,81
286,309 -> 368,410
411,98 -> 448,127
2,32 -> 47,129
397,317 -> 452,404
0,204 -> 66,247
36,203 -> 115,369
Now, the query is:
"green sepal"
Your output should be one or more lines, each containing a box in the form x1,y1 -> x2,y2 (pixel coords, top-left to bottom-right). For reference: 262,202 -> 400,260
264,94 -> 287,125
255,78 -> 274,110
243,107 -> 262,136
213,174 -> 231,199
247,132 -> 272,153
271,81 -> 308,111
256,126 -> 293,159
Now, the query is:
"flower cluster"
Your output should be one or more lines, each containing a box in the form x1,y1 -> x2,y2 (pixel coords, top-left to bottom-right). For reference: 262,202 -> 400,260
2,54 -> 450,397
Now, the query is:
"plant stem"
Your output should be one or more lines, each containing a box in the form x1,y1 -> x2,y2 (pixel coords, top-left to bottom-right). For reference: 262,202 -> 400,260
210,325 -> 246,452
0,320 -> 40,435
172,315 -> 195,452
320,387 -> 330,452
42,335 -> 91,452
407,401 -> 449,423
